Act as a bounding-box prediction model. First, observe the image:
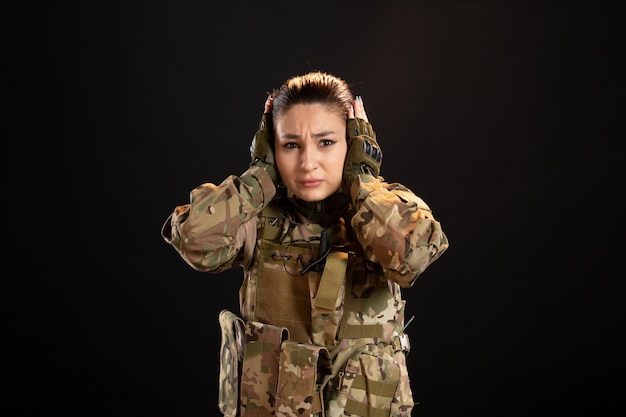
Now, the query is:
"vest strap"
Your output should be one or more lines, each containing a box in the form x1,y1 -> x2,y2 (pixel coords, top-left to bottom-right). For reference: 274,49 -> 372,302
344,369 -> 396,417
351,373 -> 397,397
314,252 -> 348,311
311,387 -> 323,415
344,399 -> 392,417
343,323 -> 384,339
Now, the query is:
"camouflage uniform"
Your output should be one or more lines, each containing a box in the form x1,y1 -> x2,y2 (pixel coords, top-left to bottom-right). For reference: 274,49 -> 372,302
162,129 -> 448,417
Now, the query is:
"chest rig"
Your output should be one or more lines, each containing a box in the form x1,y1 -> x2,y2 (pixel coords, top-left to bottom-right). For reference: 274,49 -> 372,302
220,196 -> 415,417
239,197 -> 408,350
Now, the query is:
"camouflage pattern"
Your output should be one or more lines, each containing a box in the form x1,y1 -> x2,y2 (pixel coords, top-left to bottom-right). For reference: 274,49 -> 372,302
161,165 -> 276,273
241,234 -> 322,344
233,198 -> 422,416
325,343 -> 407,417
351,174 -> 449,288
275,341 -> 331,417
392,348 -> 415,417
163,120 -> 448,417
310,250 -> 349,348
239,320 -> 289,416
218,310 -> 246,417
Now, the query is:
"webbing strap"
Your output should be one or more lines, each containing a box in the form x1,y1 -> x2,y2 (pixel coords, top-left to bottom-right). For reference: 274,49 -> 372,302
311,387 -> 323,414
344,399 -> 391,417
343,323 -> 383,338
315,252 -> 348,310
351,373 -> 397,398
342,296 -> 383,339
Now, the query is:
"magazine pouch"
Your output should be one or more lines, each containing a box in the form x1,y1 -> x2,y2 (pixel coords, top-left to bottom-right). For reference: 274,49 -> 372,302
218,309 -> 246,417
275,341 -> 331,417
240,320 -> 289,417
325,344 -> 403,417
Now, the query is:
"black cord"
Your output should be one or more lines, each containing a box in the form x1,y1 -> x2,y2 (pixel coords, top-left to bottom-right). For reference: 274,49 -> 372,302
299,229 -> 331,274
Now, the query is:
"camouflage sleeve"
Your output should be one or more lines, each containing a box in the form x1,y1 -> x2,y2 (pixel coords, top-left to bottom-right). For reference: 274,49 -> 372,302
350,174 -> 449,288
161,166 -> 276,272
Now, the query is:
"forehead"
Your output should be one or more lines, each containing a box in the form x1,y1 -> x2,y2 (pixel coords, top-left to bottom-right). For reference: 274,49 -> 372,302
274,103 -> 346,130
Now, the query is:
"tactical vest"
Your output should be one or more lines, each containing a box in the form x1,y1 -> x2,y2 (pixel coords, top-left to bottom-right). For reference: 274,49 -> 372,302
219,201 -> 415,417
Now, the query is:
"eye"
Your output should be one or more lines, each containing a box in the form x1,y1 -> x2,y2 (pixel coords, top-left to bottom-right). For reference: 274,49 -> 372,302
282,142 -> 299,149
320,139 -> 335,147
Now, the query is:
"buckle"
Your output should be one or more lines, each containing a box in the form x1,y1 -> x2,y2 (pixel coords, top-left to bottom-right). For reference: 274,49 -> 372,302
399,333 -> 411,352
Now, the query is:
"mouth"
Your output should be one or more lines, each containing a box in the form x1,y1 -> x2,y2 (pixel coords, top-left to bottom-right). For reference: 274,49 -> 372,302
299,179 -> 323,187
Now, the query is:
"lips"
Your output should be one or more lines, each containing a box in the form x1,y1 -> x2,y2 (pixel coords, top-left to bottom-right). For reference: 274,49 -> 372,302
299,179 -> 323,187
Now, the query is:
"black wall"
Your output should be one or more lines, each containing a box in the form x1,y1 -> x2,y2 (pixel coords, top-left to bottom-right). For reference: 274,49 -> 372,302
9,1 -> 623,416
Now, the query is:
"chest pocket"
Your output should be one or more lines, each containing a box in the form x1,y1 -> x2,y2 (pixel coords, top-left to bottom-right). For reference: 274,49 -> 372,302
254,239 -> 320,343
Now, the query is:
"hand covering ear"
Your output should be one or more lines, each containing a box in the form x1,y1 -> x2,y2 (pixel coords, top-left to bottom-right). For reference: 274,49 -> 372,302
343,114 -> 382,185
250,96 -> 280,184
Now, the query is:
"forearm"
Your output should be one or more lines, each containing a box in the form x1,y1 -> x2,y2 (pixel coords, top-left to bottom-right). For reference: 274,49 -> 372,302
162,166 -> 276,272
350,174 -> 449,287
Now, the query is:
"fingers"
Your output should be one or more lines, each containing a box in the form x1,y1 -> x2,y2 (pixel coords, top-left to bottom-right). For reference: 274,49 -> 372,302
352,96 -> 368,122
348,103 -> 355,119
264,94 -> 273,114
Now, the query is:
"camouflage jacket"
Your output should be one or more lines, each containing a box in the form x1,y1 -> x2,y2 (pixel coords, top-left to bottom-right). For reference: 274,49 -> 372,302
161,165 -> 447,288
162,165 -> 449,417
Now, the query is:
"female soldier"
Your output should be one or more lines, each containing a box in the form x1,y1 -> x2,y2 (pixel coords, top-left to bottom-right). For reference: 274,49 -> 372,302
161,71 -> 449,417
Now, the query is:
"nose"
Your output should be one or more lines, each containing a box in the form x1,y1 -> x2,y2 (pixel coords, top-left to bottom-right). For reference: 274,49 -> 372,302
300,144 -> 318,171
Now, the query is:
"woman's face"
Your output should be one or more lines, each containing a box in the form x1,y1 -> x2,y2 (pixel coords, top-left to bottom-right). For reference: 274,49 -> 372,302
274,103 -> 348,202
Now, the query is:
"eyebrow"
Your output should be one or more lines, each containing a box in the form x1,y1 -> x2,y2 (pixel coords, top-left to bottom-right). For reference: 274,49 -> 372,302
279,130 -> 336,140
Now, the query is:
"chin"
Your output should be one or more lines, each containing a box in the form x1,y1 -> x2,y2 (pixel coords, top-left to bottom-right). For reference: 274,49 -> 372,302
294,189 -> 333,202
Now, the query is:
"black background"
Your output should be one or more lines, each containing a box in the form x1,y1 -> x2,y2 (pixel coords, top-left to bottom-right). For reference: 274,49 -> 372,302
9,1 -> 624,416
